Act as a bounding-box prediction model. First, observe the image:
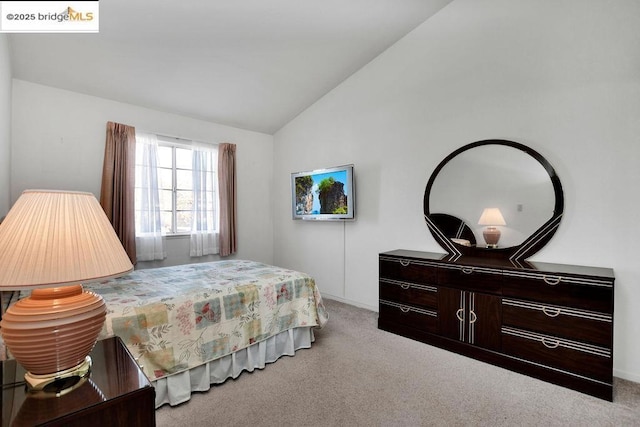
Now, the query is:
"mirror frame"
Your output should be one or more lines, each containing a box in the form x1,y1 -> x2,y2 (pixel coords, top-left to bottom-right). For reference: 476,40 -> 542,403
423,139 -> 564,264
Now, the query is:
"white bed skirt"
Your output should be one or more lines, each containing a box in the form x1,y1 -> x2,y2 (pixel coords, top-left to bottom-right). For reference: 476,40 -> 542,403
153,326 -> 315,408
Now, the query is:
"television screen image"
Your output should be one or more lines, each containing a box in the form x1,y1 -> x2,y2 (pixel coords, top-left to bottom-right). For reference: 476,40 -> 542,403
291,164 -> 355,221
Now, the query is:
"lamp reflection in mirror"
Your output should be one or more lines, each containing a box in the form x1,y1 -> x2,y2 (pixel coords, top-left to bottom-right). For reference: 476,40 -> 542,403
478,208 -> 506,248
0,190 -> 133,393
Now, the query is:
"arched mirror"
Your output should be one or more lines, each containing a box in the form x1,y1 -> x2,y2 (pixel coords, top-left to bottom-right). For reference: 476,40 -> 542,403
424,140 -> 564,263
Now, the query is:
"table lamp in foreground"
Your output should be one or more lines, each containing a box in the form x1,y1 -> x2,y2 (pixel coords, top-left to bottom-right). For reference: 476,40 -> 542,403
0,190 -> 133,393
478,207 -> 506,248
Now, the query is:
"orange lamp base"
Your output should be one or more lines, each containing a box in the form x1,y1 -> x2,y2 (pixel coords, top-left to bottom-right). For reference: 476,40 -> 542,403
0,284 -> 106,394
483,226 -> 502,248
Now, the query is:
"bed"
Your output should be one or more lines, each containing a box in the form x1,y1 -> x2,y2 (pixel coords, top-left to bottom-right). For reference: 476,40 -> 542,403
80,260 -> 328,408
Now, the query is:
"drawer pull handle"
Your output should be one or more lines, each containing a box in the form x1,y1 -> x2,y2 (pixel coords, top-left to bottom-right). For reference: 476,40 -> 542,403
461,267 -> 474,275
542,307 -> 561,317
456,308 -> 465,322
469,310 -> 477,324
400,283 -> 411,290
399,260 -> 411,267
543,275 -> 561,285
541,338 -> 560,349
400,306 -> 410,313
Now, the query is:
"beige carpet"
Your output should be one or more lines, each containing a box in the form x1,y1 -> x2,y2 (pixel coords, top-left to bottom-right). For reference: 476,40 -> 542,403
156,298 -> 640,426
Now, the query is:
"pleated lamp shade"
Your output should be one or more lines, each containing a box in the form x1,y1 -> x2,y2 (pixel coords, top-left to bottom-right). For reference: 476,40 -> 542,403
0,190 -> 133,391
477,208 -> 506,226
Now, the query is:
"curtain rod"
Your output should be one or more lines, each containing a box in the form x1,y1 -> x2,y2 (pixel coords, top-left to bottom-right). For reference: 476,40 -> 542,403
137,129 -> 218,147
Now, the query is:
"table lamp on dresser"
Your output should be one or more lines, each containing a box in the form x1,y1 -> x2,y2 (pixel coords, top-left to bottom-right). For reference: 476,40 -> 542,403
477,207 -> 506,248
0,189 -> 133,394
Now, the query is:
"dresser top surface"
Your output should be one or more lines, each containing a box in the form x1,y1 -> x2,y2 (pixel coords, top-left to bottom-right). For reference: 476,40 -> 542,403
381,249 -> 615,279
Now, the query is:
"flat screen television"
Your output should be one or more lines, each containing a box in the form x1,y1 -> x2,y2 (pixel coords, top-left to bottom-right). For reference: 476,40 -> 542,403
291,164 -> 355,221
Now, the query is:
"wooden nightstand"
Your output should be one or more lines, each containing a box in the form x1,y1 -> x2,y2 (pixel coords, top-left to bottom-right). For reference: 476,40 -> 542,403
1,336 -> 155,426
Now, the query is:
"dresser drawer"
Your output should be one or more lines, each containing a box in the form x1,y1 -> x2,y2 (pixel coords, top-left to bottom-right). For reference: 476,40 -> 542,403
437,264 -> 502,293
502,271 -> 613,312
502,327 -> 612,383
379,299 -> 438,334
379,279 -> 437,309
379,256 -> 437,285
502,299 -> 612,347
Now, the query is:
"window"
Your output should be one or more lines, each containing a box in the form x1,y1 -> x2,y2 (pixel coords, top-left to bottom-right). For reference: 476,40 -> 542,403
156,144 -> 194,234
134,136 -> 218,237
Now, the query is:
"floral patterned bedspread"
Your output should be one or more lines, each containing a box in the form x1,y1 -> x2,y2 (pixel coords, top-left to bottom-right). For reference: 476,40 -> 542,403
84,260 -> 328,382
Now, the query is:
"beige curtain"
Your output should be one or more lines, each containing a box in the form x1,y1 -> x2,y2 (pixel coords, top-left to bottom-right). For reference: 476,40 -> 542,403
218,143 -> 237,257
100,121 -> 137,264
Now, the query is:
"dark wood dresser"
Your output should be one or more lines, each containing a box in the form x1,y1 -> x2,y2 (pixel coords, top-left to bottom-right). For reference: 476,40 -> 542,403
1,336 -> 155,426
379,249 -> 615,401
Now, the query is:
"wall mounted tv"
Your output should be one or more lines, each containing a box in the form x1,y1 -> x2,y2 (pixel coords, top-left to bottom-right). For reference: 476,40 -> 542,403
291,164 -> 355,221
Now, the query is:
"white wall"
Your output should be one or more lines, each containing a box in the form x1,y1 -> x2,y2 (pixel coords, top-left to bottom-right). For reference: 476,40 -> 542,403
11,80 -> 275,266
0,34 -> 11,219
273,0 -> 640,382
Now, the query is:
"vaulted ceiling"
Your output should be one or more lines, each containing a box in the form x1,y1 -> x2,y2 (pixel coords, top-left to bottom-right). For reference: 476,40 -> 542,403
8,0 -> 453,134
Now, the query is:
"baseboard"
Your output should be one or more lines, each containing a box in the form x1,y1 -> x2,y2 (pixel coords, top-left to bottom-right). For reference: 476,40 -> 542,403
614,368 -> 640,384
322,294 -> 378,312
